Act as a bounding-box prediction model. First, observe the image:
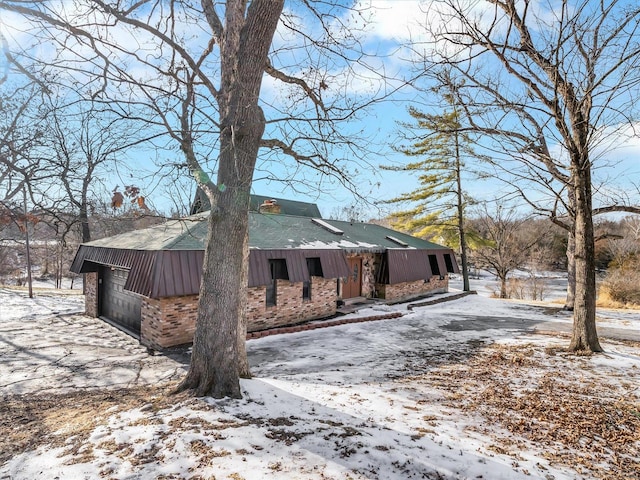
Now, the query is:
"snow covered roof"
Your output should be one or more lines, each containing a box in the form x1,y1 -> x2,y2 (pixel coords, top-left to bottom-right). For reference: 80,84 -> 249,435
80,212 -> 448,253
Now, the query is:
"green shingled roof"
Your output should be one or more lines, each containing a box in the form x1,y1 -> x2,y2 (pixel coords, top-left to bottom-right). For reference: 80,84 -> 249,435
247,214 -> 445,251
84,213 -> 210,250
191,190 -> 322,217
83,211 -> 450,252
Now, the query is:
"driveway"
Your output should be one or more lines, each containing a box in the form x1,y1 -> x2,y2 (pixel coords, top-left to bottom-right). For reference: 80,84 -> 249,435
2,287 -> 638,397
0,288 -> 187,396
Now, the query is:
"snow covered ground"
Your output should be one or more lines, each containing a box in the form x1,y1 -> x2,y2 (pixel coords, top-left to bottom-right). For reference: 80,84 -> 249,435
1,278 -> 639,480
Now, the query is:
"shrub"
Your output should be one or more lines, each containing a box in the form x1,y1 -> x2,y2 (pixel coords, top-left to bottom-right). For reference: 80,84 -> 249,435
506,275 -> 548,301
599,256 -> 640,307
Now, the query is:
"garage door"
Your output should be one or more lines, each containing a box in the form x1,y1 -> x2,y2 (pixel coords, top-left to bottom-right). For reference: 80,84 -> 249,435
100,267 -> 142,334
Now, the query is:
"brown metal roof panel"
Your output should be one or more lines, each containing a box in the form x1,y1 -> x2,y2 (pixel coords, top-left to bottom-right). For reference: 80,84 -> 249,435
248,250 -> 272,287
168,251 -> 189,296
261,249 -> 309,284
125,251 -> 157,296
247,248 -> 348,287
152,250 -> 174,298
316,250 -> 350,278
437,254 -> 447,278
285,250 -> 308,284
275,249 -> 349,282
71,246 -> 148,274
387,249 -> 431,284
179,250 -> 204,296
186,250 -> 205,293
149,250 -> 203,298
448,250 -> 461,273
425,249 -> 459,276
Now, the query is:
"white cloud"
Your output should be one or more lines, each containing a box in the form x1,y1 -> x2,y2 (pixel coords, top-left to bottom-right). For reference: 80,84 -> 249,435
351,0 -> 432,42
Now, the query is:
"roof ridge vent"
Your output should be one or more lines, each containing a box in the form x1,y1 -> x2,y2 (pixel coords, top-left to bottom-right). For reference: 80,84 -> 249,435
311,217 -> 344,235
386,235 -> 409,247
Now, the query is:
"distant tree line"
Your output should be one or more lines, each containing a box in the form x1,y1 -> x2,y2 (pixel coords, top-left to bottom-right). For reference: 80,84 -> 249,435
440,207 -> 640,307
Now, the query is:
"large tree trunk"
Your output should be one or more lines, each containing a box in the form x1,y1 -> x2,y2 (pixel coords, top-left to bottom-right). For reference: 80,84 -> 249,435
80,202 -> 91,243
178,194 -> 248,398
569,168 -> 602,352
178,101 -> 265,397
563,188 -> 576,310
455,130 -> 470,291
499,274 -> 508,299
176,0 -> 283,397
564,230 -> 576,310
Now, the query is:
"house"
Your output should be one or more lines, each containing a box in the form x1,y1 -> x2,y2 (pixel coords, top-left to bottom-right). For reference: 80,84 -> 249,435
70,196 -> 459,350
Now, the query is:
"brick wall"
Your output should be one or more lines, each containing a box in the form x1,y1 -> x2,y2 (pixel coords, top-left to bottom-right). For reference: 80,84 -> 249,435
247,276 -> 338,331
140,295 -> 199,350
85,272 -> 99,317
138,276 -> 339,349
377,275 -> 449,302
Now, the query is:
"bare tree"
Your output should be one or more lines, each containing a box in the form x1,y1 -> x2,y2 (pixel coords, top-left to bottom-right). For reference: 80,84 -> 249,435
604,216 -> 640,267
0,82 -> 48,205
422,0 -> 640,351
35,98 -> 158,244
1,0 -> 389,397
469,204 -> 549,299
525,185 -> 640,311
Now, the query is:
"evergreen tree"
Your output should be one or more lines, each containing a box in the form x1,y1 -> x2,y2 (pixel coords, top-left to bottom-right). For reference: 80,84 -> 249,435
382,104 -> 478,291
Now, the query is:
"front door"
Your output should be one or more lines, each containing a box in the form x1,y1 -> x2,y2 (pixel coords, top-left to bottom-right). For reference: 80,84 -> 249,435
342,256 -> 362,298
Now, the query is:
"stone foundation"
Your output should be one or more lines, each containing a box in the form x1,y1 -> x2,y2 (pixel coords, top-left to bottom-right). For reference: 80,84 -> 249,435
85,272 -> 99,317
376,276 -> 448,302
360,253 -> 377,298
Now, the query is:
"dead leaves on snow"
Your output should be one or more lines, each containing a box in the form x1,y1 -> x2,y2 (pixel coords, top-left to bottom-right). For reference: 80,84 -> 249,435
0,386 -> 169,464
418,342 -> 640,480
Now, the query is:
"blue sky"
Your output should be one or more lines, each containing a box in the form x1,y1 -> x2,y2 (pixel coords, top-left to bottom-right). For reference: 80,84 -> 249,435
248,0 -> 640,220
2,0 -> 639,220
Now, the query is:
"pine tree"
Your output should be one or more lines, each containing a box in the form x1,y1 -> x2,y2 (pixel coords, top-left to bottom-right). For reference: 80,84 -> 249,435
382,104 -> 477,291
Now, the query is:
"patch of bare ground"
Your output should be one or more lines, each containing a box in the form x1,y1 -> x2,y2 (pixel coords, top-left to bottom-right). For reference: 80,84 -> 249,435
407,341 -> 640,479
0,383 -> 183,464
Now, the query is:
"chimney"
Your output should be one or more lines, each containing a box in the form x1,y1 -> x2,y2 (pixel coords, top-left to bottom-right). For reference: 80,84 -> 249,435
259,199 -> 281,214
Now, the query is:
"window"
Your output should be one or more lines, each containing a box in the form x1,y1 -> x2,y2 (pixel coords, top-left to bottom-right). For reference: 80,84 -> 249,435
302,281 -> 311,301
306,257 -> 323,276
303,257 -> 323,301
428,255 -> 441,276
444,254 -> 455,274
266,259 -> 288,306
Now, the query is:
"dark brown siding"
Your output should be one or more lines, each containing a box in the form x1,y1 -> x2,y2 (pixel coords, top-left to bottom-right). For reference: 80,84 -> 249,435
447,251 -> 461,274
247,249 -> 349,287
71,246 -> 349,295
149,250 -> 204,298
427,248 -> 460,275
70,245 -> 155,273
387,248 -> 459,284
70,246 -> 204,298
126,250 -> 157,296
387,250 -> 432,284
